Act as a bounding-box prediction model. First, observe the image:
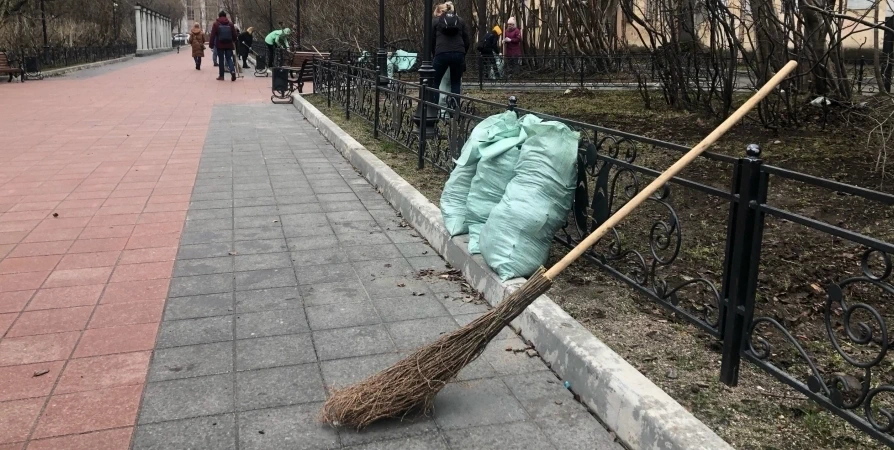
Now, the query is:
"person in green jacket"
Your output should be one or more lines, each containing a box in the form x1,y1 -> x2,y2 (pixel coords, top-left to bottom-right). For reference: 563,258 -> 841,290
265,28 -> 291,69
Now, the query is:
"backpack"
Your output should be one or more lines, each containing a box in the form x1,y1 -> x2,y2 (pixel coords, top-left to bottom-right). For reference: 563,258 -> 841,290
440,13 -> 460,36
218,23 -> 233,44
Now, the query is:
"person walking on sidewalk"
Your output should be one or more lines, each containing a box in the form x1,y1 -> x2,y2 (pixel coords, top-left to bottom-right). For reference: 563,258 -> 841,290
210,10 -> 240,81
188,22 -> 206,70
264,27 -> 291,69
238,27 -> 254,69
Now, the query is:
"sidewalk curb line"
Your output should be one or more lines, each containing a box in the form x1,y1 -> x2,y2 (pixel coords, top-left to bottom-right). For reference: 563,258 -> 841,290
41,55 -> 136,77
291,94 -> 734,450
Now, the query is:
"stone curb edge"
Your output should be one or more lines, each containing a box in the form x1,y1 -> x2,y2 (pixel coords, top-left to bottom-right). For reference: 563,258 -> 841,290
291,94 -> 734,450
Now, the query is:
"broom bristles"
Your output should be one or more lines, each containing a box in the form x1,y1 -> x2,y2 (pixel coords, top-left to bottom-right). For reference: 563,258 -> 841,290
320,267 -> 553,429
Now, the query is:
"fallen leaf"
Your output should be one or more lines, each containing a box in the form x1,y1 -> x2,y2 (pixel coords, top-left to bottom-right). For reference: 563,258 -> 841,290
397,283 -> 405,287
228,251 -> 237,256
52,213 -> 59,218
33,369 -> 50,377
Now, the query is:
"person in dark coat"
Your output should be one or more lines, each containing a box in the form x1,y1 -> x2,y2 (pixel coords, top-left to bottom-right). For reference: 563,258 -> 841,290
430,2 -> 469,100
477,25 -> 501,80
503,17 -> 522,77
188,22 -> 206,70
237,27 -> 254,69
209,10 -> 240,81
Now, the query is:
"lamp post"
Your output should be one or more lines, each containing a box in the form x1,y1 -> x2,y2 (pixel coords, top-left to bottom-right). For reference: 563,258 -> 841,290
412,0 -> 436,169
295,0 -> 301,49
113,2 -> 119,41
376,0 -> 386,82
40,0 -> 48,50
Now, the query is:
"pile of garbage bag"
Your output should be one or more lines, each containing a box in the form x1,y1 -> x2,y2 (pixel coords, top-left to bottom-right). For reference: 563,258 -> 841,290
440,111 -> 580,280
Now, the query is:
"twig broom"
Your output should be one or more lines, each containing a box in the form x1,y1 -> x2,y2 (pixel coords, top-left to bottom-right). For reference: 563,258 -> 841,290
320,60 -> 799,430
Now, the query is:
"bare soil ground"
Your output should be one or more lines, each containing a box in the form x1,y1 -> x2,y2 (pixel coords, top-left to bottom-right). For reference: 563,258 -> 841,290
306,91 -> 894,450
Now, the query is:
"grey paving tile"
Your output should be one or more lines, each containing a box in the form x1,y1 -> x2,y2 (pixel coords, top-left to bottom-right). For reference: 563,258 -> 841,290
281,223 -> 335,238
191,191 -> 233,201
326,210 -> 375,224
236,364 -> 326,411
234,238 -> 289,255
319,353 -> 403,391
235,252 -> 292,272
235,268 -> 298,291
235,215 -> 281,229
237,403 -> 338,450
385,229 -> 425,244
173,257 -> 234,277
300,280 -> 369,307
287,234 -> 340,252
442,422 -> 555,450
279,212 -> 329,228
406,255 -> 451,272
295,262 -> 357,285
453,313 -> 514,340
343,433 -> 447,450
317,193 -> 358,203
189,200 -> 234,210
437,291 -> 490,315
157,315 -> 235,348
234,227 -> 285,241
306,302 -> 381,331
342,244 -> 404,262
336,231 -> 392,247
371,295 -> 451,323
385,316 -> 458,351
481,336 -> 548,376
178,242 -> 234,260
321,201 -> 368,212
187,208 -> 233,220
164,292 -> 234,320
236,333 -> 316,371
133,414 -> 237,450
291,247 -> 350,267
235,205 -> 280,217
236,309 -> 309,339
169,273 -> 234,297
332,220 -> 381,235
234,196 -> 277,208
148,342 -> 234,382
353,258 -> 416,282
535,407 -> 624,450
502,371 -> 580,419
276,203 -> 324,215
313,324 -> 396,361
138,374 -> 234,424
183,218 -> 233,232
363,276 -> 435,299
274,194 -> 318,205
432,378 -> 529,430
235,287 -> 303,313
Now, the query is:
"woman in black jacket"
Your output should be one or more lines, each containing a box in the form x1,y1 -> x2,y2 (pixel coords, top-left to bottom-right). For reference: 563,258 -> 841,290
237,27 -> 254,69
430,2 -> 469,98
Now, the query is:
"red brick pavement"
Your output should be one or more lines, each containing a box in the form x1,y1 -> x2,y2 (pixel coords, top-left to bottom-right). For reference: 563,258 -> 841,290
0,52 -> 271,449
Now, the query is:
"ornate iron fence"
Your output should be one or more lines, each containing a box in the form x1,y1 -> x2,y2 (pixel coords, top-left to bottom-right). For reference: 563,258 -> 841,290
12,44 -> 136,71
314,60 -> 894,446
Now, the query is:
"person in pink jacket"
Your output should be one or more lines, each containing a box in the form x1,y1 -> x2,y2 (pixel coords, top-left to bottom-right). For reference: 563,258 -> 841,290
503,17 -> 522,76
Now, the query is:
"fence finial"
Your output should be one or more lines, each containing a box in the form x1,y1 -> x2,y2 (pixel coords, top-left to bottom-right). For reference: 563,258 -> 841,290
746,144 -> 761,158
508,96 -> 517,112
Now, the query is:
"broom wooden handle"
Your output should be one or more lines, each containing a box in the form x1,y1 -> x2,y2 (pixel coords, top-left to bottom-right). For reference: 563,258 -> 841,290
544,60 -> 798,281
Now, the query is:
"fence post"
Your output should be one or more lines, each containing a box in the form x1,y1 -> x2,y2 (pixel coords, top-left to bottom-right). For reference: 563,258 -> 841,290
345,68 -> 352,120
719,144 -> 768,386
579,56 -> 585,88
374,66 -> 381,139
479,56 -> 484,90
858,56 -> 865,93
508,95 -> 517,112
327,60 -> 332,108
418,82 -> 428,170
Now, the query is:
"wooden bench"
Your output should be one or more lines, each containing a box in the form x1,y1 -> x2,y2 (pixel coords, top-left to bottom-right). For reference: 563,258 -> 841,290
283,51 -> 329,94
0,52 -> 24,82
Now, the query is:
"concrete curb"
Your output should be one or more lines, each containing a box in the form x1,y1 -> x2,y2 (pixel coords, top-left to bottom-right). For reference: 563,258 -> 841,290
291,94 -> 734,450
40,55 -> 136,78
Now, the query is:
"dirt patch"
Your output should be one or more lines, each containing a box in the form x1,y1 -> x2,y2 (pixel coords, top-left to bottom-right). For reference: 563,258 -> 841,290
305,92 -> 892,449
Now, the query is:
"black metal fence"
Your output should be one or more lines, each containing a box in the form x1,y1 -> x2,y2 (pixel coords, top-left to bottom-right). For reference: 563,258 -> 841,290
314,59 -> 894,446
9,44 -> 136,72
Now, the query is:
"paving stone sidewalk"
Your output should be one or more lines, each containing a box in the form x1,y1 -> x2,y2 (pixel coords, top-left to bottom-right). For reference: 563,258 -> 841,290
131,103 -> 623,450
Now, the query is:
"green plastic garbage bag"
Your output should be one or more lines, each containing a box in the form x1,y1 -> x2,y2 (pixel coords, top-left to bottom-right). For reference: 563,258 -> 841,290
466,114 -> 539,253
440,111 -> 520,236
479,116 -> 580,280
387,50 -> 417,78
